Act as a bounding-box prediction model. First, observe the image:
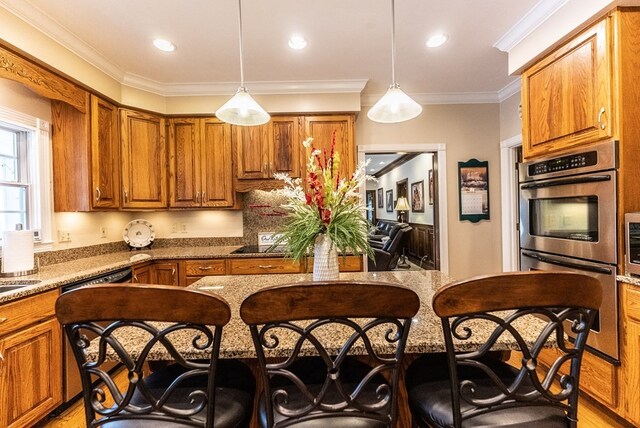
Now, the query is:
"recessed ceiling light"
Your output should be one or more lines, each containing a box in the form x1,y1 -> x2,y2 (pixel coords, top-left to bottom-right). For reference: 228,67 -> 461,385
153,38 -> 176,52
288,36 -> 307,50
426,34 -> 448,48
379,161 -> 386,165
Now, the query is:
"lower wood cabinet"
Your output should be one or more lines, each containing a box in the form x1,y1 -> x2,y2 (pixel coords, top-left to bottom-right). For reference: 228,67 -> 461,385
182,259 -> 226,286
132,262 -> 152,284
153,261 -> 179,286
228,258 -> 302,275
0,290 -> 62,428
622,282 -> 640,426
303,255 -> 363,273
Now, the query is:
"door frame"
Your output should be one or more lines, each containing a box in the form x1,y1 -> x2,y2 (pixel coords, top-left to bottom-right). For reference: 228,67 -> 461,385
499,134 -> 522,272
358,144 -> 449,275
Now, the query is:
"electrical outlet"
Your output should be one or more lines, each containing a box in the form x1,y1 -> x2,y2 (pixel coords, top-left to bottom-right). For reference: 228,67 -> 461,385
180,223 -> 187,233
172,223 -> 178,233
58,229 -> 71,242
99,226 -> 107,238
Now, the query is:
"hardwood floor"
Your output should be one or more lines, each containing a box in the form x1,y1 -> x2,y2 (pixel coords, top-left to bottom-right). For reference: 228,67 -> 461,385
39,367 -> 632,428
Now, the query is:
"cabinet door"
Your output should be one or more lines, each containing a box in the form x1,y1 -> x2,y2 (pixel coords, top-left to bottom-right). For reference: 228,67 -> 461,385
271,116 -> 301,178
132,263 -> 152,284
120,109 -> 167,208
0,318 -> 62,428
236,124 -> 270,179
201,119 -> 234,207
304,115 -> 355,181
91,95 -> 120,209
522,19 -> 613,158
169,118 -> 201,207
623,284 -> 640,425
153,262 -> 179,286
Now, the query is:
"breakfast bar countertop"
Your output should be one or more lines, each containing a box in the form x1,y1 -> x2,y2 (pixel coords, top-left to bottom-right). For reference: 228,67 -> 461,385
84,270 -> 554,361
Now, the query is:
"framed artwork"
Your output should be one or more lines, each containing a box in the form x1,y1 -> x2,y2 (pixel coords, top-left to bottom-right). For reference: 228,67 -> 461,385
377,188 -> 384,208
410,180 -> 424,212
458,159 -> 489,223
385,189 -> 393,212
428,170 -> 434,205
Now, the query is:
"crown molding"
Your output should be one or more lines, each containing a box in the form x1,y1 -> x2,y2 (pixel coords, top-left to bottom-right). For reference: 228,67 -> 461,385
493,0 -> 569,52
497,78 -> 521,102
123,74 -> 369,97
361,91 -> 500,107
0,0 -> 126,81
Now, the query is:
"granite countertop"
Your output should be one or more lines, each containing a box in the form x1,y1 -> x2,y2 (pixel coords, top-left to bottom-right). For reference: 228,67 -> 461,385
0,245 -> 292,304
82,271 -> 553,361
618,274 -> 640,286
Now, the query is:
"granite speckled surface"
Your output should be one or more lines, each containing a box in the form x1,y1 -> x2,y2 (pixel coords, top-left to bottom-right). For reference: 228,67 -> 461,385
80,271 -> 554,361
618,274 -> 640,286
0,244 -> 295,304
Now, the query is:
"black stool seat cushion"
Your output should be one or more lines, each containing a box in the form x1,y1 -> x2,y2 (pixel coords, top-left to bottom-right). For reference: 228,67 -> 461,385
406,354 -> 569,428
103,359 -> 255,428
258,357 -> 390,428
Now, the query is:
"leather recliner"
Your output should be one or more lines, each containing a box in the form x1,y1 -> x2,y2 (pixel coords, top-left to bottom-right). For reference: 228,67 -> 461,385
368,223 -> 412,271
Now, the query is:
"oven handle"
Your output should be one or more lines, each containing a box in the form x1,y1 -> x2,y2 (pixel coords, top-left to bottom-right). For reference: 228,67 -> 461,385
521,251 -> 613,275
520,174 -> 612,190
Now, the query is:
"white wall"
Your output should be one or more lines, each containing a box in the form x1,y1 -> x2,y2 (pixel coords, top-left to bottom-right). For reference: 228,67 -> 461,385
357,103 -> 502,280
499,92 -> 522,141
367,154 -> 434,225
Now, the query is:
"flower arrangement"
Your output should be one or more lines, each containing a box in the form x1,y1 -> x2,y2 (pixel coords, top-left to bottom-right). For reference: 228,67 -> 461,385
271,132 -> 374,266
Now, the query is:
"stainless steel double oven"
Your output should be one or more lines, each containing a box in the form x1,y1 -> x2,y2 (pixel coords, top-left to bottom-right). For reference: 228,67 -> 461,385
519,140 -> 619,363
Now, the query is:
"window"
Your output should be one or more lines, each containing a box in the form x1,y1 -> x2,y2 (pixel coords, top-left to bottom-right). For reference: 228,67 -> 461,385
0,106 -> 52,246
0,125 -> 30,232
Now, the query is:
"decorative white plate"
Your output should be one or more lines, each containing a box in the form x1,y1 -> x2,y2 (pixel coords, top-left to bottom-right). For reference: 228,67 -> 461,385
123,219 -> 155,248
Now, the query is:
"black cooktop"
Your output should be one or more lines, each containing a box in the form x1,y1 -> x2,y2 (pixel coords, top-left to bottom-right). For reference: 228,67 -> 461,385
230,245 -> 267,254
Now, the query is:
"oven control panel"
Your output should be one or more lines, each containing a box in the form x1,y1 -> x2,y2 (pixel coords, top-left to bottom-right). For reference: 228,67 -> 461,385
528,150 -> 598,176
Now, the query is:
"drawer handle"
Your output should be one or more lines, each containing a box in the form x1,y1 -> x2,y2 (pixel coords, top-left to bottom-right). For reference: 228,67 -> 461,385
598,107 -> 606,130
133,274 -> 138,283
199,266 -> 213,271
171,268 -> 176,277
259,265 -> 274,269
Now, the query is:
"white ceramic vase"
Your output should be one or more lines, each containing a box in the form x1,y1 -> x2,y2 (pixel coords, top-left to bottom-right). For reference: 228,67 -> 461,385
313,234 -> 339,281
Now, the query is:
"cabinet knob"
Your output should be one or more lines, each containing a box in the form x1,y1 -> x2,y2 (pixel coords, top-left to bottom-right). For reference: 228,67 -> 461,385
95,187 -> 101,201
124,189 -> 129,203
598,107 -> 606,130
171,268 -> 176,277
0,317 -> 7,324
133,274 -> 138,283
0,351 -> 4,362
195,192 -> 200,203
202,192 -> 206,202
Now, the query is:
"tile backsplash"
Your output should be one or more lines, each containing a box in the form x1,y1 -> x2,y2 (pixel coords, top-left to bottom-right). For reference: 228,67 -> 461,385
242,190 -> 289,246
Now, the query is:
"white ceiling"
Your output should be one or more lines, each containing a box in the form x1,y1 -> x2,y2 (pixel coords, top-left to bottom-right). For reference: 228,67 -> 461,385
365,154 -> 403,175
1,0 -> 557,101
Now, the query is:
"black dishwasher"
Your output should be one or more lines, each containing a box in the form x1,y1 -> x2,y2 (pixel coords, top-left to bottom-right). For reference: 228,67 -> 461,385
61,267 -> 132,402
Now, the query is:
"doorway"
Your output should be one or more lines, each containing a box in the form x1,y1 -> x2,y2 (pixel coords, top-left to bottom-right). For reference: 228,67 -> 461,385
359,144 -> 448,274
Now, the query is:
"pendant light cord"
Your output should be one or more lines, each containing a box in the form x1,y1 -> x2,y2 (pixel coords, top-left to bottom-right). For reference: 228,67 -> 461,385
390,0 -> 396,85
237,0 -> 245,87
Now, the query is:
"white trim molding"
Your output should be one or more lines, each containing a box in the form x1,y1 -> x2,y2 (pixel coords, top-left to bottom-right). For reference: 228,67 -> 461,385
499,134 -> 522,272
497,78 -> 521,102
358,143 -> 449,275
493,0 -> 569,52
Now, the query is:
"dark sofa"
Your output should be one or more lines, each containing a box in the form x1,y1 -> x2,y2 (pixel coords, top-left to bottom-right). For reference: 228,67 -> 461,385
367,220 -> 412,271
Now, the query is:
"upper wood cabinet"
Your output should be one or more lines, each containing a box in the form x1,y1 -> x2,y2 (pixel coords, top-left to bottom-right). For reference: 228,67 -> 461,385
521,18 -> 614,159
120,109 -> 167,209
91,95 -> 120,208
168,117 -> 234,208
304,115 -> 355,181
52,94 -> 120,211
236,116 -> 301,180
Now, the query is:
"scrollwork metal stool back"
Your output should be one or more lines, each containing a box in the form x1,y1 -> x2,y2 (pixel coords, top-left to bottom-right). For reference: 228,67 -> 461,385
56,284 -> 255,428
240,280 -> 420,428
406,271 -> 602,428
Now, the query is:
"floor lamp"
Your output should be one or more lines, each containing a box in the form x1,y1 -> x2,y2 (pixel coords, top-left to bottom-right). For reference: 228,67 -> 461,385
394,197 -> 411,269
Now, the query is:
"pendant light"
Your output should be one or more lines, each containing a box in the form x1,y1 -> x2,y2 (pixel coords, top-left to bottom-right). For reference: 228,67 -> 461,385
216,0 -> 270,126
367,0 -> 422,123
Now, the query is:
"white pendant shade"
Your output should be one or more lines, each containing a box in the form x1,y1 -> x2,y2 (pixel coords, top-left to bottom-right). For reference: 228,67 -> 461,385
367,84 -> 423,123
215,87 -> 270,126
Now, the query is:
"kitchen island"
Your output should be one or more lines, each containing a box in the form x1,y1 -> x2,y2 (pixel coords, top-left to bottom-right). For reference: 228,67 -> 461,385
85,270 -> 552,361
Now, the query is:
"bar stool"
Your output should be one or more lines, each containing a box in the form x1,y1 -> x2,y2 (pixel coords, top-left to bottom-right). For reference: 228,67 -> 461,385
56,284 -> 255,427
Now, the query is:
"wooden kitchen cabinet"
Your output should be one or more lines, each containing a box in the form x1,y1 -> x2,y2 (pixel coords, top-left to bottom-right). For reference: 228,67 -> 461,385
303,255 -> 363,273
304,115 -> 355,181
234,116 -> 302,191
168,118 -> 234,208
153,261 -> 180,286
0,290 -> 62,428
181,259 -> 227,285
228,257 -> 302,275
132,262 -> 152,284
621,282 -> 640,425
52,94 -> 120,211
120,109 -> 167,209
521,18 -> 614,159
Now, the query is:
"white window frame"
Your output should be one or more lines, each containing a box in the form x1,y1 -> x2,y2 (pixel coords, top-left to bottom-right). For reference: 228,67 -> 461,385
0,106 -> 53,251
